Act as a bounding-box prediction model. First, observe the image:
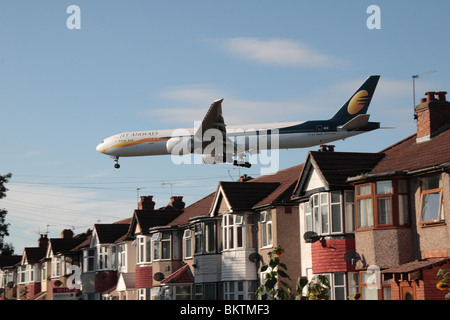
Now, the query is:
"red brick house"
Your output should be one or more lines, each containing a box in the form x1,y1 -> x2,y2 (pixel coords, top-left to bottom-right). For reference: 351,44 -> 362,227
348,91 -> 450,300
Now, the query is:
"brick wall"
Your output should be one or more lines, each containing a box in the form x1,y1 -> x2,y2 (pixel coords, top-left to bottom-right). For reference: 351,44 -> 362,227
95,271 -> 117,293
135,265 -> 153,288
389,261 -> 450,300
25,283 -> 41,299
311,238 -> 356,274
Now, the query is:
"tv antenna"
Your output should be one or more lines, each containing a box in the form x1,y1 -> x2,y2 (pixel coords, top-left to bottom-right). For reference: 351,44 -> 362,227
161,181 -> 182,197
412,70 -> 436,114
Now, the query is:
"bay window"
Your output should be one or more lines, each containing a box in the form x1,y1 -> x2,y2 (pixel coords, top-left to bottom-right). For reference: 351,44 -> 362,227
83,249 -> 95,272
183,229 -> 192,259
355,179 -> 410,230
260,211 -> 272,248
97,245 -> 118,270
137,236 -> 151,264
194,220 -> 216,255
305,191 -> 350,235
222,213 -> 255,250
152,232 -> 171,260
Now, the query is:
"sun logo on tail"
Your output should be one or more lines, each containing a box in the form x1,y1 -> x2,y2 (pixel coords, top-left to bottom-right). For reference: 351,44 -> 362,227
348,90 -> 370,114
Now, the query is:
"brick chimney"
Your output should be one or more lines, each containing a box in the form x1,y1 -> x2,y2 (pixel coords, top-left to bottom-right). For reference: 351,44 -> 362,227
170,196 -> 185,210
61,229 -> 73,239
138,196 -> 155,210
415,91 -> 450,143
38,234 -> 48,249
319,145 -> 335,152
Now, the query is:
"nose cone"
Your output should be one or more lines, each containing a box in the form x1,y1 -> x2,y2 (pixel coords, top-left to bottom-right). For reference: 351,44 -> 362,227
96,141 -> 107,154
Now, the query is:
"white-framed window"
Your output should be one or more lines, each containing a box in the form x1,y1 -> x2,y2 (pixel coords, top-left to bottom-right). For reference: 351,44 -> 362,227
174,284 -> 191,300
137,236 -> 151,264
51,256 -> 64,278
345,191 -> 355,232
223,281 -> 258,300
318,272 -> 359,300
223,214 -> 254,250
260,211 -> 272,248
194,221 -> 216,255
307,191 -> 349,235
83,249 -> 95,272
138,288 -> 151,300
152,232 -> 171,261
98,246 -> 108,270
97,245 -> 118,271
118,243 -> 126,269
183,229 -> 192,259
18,265 -> 26,284
194,283 -> 217,300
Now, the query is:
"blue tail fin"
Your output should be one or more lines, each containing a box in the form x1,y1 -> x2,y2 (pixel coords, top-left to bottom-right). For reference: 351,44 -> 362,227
329,75 -> 380,124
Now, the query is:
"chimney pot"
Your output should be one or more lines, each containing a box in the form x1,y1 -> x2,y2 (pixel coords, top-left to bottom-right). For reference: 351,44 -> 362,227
170,196 -> 185,210
61,229 -> 73,239
138,195 -> 155,210
425,91 -> 436,102
436,91 -> 447,101
38,234 -> 49,248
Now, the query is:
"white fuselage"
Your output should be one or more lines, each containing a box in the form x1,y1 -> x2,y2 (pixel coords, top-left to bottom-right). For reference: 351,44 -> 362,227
96,121 -> 363,158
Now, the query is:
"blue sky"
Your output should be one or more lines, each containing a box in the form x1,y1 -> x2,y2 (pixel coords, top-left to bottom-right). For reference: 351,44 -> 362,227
1,0 -> 449,253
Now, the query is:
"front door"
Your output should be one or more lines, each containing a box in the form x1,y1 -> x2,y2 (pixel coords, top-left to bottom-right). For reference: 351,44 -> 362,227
400,284 -> 415,300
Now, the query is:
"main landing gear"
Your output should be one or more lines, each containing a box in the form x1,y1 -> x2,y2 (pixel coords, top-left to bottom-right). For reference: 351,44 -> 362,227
113,156 -> 120,169
233,160 -> 251,168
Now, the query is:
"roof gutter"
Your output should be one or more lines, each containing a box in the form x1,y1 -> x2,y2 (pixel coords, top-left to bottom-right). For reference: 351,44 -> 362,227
346,162 -> 450,184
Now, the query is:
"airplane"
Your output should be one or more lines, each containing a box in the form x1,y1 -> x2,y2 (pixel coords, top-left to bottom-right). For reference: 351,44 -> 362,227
96,75 -> 380,169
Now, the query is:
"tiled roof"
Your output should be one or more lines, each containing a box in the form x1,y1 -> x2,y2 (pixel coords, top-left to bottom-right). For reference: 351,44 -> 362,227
0,255 -> 22,268
381,258 -> 450,274
371,129 -> 450,174
134,209 -> 182,231
160,264 -> 193,284
167,193 -> 216,227
250,164 -> 304,208
94,223 -> 130,244
219,181 -> 280,211
309,151 -> 384,187
49,236 -> 88,255
24,247 -> 47,264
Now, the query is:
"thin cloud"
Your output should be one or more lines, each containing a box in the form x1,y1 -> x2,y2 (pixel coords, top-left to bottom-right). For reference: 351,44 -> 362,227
209,37 -> 345,68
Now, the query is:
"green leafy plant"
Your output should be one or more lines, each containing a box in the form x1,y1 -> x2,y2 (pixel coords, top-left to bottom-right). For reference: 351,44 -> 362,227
256,246 -> 292,300
296,275 -> 330,300
436,269 -> 450,300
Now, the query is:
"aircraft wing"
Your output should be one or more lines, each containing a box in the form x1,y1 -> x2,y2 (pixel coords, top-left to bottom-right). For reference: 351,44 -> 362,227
194,98 -> 229,148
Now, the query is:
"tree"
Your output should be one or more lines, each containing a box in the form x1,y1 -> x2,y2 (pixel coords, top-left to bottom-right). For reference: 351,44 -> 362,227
0,173 -> 14,255
256,246 -> 292,300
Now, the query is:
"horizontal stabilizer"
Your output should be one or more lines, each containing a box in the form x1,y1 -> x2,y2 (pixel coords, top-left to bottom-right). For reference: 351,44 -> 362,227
338,114 -> 370,130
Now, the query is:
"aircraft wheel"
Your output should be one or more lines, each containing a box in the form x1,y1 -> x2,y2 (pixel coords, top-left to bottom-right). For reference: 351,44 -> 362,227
114,163 -> 120,169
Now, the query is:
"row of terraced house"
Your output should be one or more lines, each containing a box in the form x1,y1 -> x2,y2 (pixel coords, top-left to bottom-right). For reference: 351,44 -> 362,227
1,91 -> 450,300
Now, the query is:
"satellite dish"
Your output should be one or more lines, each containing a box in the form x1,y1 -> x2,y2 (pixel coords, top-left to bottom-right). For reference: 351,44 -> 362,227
303,231 -> 321,243
153,272 -> 165,281
248,252 -> 261,262
343,250 -> 361,265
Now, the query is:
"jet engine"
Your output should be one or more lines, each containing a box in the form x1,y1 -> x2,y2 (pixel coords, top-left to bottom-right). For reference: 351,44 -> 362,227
201,153 -> 233,165
166,136 -> 194,155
